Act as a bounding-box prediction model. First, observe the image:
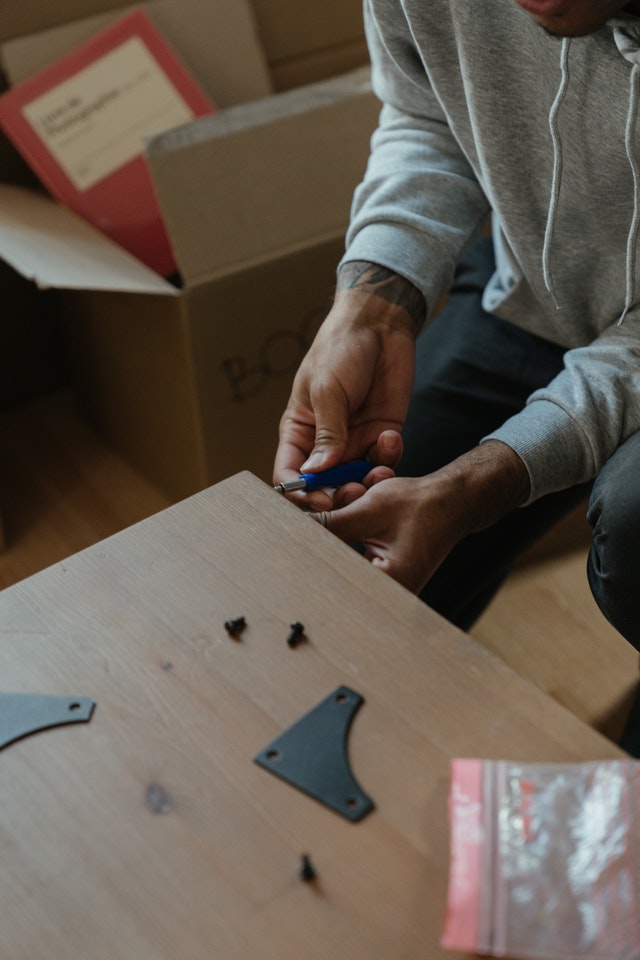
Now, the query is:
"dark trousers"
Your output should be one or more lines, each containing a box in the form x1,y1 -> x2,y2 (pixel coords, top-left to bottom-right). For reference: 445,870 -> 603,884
399,236 -> 640,653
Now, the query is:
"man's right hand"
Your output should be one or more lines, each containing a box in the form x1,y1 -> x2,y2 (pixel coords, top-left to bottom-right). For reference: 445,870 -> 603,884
273,261 -> 426,511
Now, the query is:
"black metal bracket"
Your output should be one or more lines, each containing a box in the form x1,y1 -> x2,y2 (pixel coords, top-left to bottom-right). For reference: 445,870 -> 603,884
0,693 -> 95,750
253,686 -> 374,822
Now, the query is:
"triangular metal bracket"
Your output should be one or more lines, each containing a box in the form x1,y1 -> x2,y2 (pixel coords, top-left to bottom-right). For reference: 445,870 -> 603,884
0,693 -> 95,750
253,686 -> 374,822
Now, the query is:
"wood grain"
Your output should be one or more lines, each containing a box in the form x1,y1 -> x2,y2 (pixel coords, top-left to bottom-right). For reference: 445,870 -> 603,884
0,469 -> 624,960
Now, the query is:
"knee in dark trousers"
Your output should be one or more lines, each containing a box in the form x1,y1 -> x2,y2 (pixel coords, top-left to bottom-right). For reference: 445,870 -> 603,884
587,430 -> 640,652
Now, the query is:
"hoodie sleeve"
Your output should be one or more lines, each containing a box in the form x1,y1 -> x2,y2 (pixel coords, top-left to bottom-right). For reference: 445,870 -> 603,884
340,0 -> 490,315
486,313 -> 640,503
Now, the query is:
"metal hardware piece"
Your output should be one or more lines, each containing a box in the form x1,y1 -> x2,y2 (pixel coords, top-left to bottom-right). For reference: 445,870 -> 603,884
287,620 -> 305,648
225,617 -> 246,638
299,853 -> 317,881
0,693 -> 95,751
253,686 -> 374,822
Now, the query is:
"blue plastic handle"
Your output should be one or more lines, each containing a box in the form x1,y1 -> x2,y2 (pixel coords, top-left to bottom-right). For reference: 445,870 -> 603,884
300,460 -> 372,491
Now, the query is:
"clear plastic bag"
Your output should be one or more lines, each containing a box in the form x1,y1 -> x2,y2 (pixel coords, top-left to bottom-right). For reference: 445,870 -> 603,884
441,758 -> 640,959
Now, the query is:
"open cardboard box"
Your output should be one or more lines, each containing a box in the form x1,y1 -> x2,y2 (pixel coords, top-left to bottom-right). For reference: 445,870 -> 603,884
0,0 -> 376,500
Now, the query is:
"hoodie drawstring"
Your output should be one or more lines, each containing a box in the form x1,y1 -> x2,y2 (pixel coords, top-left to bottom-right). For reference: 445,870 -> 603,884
544,29 -> 640,324
610,24 -> 640,323
619,62 -> 640,324
542,37 -> 571,311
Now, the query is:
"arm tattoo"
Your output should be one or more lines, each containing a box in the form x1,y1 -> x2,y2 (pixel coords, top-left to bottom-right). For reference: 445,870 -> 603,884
336,261 -> 426,331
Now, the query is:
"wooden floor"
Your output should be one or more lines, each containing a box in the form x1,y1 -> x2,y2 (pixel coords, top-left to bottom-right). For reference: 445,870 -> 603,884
0,390 -> 170,586
1,389 -> 637,744
471,513 -> 639,743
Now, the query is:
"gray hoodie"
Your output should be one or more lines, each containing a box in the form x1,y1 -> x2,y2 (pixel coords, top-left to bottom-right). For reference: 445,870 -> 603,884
342,0 -> 640,502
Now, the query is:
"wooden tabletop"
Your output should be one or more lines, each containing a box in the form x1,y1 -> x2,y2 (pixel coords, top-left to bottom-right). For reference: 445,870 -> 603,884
0,471 -> 623,959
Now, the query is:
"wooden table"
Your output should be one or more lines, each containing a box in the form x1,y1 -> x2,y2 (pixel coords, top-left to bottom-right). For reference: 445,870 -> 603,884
0,471 -> 623,959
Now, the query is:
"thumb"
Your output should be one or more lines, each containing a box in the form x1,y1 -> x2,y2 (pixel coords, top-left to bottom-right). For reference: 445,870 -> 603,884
300,401 -> 349,473
309,497 -> 370,545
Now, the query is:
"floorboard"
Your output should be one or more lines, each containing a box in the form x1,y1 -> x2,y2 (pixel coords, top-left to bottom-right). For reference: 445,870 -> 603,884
0,390 -> 169,588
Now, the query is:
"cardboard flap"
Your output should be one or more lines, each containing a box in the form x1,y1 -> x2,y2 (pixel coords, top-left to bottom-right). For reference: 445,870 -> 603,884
0,0 -> 130,44
145,67 -> 379,284
250,0 -> 364,64
0,0 -> 272,107
0,184 -> 176,293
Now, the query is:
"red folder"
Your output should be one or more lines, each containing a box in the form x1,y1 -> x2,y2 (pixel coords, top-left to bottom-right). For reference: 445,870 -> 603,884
0,8 -> 216,276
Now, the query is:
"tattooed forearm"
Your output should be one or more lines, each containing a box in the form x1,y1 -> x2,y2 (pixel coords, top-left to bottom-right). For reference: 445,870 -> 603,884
336,261 -> 426,332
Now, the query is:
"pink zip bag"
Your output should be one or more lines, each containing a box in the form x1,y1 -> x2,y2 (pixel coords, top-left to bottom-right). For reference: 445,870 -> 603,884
442,758 -> 640,959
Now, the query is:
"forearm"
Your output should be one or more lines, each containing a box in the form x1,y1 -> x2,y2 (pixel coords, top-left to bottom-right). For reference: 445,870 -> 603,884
430,439 -> 531,539
335,260 -> 426,337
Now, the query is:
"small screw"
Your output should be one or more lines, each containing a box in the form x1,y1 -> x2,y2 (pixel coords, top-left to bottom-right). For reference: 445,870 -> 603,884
225,617 -> 246,638
287,620 -> 305,648
299,853 -> 316,882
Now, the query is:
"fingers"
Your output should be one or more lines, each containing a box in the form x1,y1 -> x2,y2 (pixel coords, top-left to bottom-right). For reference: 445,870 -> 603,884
308,498 -> 409,585
310,510 -> 330,529
330,465 -> 394,509
368,429 -> 403,468
309,500 -> 425,596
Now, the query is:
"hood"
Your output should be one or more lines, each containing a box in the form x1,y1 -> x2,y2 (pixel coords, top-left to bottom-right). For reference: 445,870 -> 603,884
609,14 -> 640,59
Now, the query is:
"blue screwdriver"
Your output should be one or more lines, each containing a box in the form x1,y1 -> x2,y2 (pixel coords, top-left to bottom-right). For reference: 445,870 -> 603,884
274,460 -> 372,494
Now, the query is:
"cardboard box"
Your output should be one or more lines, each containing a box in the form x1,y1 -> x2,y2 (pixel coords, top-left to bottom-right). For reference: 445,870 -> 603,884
0,56 -> 69,413
249,0 -> 369,90
0,1 -> 378,501
0,259 -> 67,411
0,0 -> 273,407
0,0 -> 273,106
0,8 -> 219,276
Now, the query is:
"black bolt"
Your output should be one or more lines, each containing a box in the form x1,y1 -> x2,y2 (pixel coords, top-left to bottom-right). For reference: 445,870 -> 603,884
299,853 -> 316,882
224,617 -> 246,637
287,620 -> 305,647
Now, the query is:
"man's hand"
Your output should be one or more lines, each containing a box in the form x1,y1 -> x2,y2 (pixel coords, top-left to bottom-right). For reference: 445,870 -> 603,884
273,262 -> 425,511
311,441 -> 531,595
